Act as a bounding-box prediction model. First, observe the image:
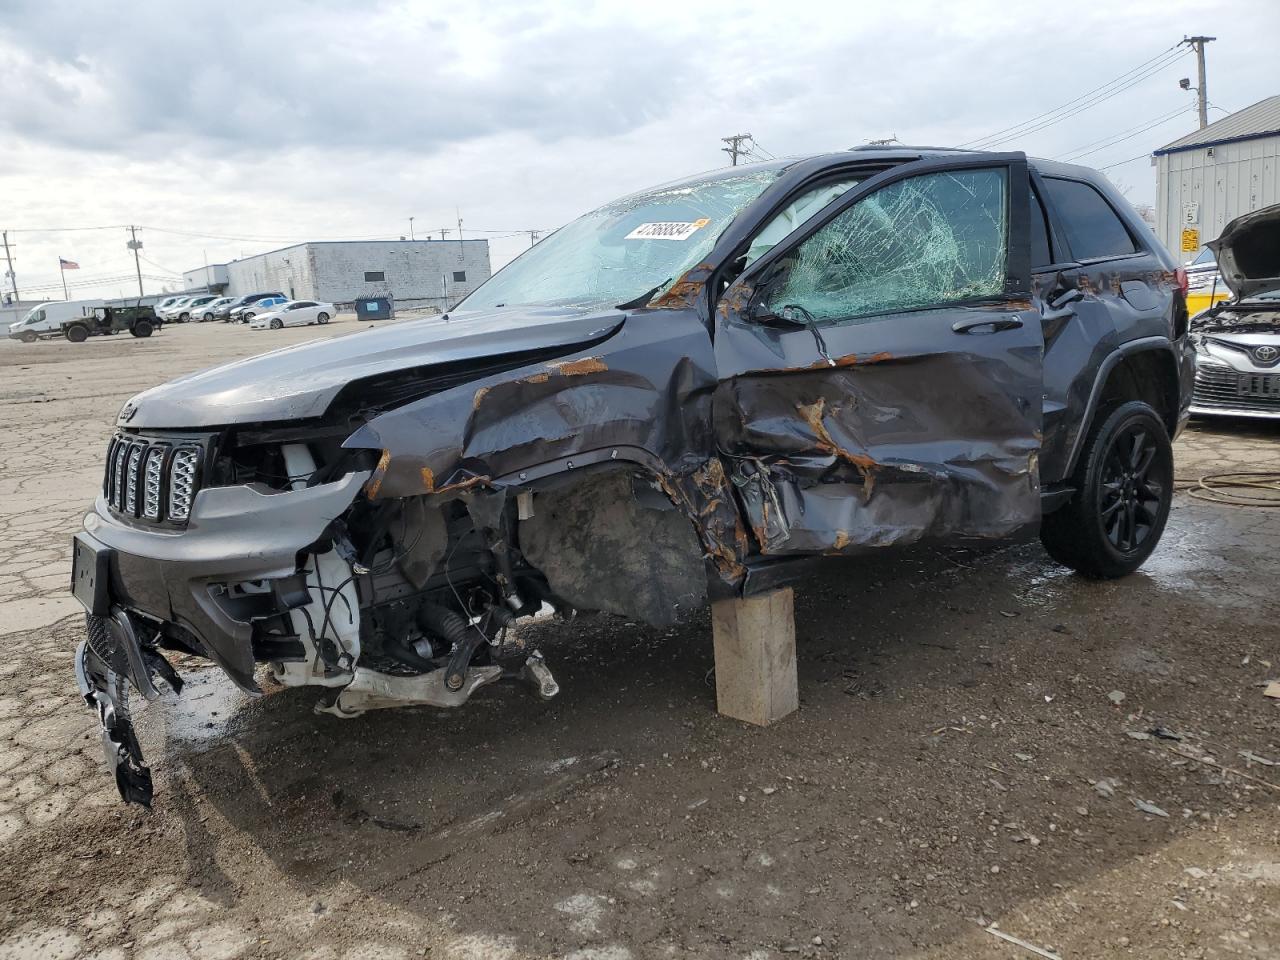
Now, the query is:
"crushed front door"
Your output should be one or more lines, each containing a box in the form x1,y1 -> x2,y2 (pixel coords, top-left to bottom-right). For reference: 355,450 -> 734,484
712,155 -> 1043,555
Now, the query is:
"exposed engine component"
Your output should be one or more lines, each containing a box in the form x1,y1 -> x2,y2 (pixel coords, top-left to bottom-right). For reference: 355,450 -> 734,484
317,663 -> 505,717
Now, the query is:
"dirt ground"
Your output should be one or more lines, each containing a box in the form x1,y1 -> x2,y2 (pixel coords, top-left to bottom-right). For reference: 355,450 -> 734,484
1,320 -> 1278,960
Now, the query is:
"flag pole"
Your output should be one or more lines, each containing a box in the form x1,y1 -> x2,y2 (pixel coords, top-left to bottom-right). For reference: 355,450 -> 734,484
60,259 -> 68,300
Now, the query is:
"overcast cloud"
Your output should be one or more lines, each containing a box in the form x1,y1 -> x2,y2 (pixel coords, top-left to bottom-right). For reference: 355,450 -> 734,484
2,0 -> 1276,300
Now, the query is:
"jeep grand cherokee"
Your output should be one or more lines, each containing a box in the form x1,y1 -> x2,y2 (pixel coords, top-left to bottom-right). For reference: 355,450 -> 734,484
71,147 -> 1192,804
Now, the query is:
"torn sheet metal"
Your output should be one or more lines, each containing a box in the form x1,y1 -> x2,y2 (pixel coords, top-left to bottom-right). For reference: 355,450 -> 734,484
346,309 -> 750,585
715,347 -> 1041,555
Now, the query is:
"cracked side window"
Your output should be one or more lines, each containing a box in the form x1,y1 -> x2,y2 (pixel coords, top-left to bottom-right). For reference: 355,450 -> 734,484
763,167 -> 1009,323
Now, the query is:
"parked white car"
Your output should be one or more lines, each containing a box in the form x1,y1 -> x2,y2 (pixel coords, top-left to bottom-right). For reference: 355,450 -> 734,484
156,297 -> 194,321
249,300 -> 335,330
176,295 -> 219,321
196,296 -> 236,321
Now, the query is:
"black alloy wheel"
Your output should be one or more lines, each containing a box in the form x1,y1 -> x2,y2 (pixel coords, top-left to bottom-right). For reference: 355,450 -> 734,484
1040,400 -> 1173,579
1098,421 -> 1163,553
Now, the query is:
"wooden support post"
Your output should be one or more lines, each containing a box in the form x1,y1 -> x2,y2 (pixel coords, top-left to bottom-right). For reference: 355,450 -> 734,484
711,587 -> 797,726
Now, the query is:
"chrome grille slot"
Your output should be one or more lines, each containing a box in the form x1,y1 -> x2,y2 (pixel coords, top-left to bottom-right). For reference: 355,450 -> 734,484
124,443 -> 143,515
143,446 -> 167,520
111,441 -> 129,511
168,448 -> 201,522
103,436 -> 120,504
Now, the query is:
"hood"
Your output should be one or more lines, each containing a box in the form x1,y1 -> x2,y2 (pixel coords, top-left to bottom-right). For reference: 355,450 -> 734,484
1207,204 -> 1280,300
120,307 -> 625,429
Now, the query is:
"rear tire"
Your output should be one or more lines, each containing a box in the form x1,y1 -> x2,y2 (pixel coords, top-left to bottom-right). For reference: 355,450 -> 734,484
1040,400 -> 1173,579
269,318 -> 283,330
202,312 -> 214,322
65,324 -> 89,343
131,320 -> 153,338
316,312 -> 329,324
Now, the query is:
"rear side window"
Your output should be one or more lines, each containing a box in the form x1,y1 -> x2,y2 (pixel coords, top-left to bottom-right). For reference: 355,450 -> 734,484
1043,177 -> 1136,261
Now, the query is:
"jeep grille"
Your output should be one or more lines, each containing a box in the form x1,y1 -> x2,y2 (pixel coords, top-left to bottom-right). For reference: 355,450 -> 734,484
104,434 -> 203,524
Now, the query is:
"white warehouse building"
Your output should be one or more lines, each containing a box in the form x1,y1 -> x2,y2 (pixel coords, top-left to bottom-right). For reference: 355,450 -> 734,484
182,239 -> 492,309
1154,95 -> 1280,263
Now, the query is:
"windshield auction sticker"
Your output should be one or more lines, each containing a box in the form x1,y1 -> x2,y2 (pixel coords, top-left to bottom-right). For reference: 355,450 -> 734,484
624,218 -> 711,241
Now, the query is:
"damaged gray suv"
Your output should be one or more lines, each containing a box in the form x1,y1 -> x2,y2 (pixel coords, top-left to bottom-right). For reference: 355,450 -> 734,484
72,147 -> 1195,804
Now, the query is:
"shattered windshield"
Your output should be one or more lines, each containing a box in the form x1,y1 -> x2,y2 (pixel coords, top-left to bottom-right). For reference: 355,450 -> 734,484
459,169 -> 780,312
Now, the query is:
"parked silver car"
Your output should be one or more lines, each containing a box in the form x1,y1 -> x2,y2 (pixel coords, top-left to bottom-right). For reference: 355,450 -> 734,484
1190,206 -> 1280,419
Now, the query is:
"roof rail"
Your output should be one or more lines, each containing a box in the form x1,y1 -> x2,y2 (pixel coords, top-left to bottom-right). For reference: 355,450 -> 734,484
848,144 -> 977,153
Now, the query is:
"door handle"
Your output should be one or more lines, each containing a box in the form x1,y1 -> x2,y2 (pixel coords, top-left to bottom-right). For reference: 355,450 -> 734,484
951,315 -> 1024,335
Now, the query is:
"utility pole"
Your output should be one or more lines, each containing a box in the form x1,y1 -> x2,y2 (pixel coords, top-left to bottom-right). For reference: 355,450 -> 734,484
408,216 -> 415,241
1180,36 -> 1215,129
2,230 -> 17,302
526,229 -> 542,248
126,225 -> 145,297
456,208 -> 464,257
721,133 -> 753,166
437,228 -> 450,241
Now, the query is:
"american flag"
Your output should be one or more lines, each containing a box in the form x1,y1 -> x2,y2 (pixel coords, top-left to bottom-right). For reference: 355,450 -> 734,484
59,257 -> 80,270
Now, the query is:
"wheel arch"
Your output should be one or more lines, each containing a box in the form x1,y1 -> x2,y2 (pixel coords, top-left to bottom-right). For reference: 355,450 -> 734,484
1065,338 -> 1181,478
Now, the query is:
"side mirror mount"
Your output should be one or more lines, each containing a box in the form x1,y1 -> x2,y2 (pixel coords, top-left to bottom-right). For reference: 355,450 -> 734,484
749,300 -> 806,329
1049,287 -> 1083,310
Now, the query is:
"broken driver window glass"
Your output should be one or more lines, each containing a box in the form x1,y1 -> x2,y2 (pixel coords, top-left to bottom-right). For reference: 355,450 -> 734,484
763,167 -> 1008,323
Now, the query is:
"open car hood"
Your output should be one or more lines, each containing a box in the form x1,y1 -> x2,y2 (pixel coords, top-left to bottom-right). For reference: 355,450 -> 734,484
120,307 -> 625,429
1207,204 -> 1280,300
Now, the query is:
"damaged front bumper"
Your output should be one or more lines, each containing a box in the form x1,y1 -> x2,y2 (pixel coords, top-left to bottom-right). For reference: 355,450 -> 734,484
73,621 -> 182,807
70,470 -> 371,804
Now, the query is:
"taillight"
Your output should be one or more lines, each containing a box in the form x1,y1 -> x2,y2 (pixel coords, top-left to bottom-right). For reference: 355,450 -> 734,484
1174,267 -> 1189,297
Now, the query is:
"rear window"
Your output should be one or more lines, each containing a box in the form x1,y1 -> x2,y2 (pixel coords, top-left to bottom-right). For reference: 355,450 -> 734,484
1043,177 -> 1136,261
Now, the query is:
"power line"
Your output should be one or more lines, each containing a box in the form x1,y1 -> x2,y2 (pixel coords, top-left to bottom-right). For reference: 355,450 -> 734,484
1099,151 -> 1157,172
1056,104 -> 1192,162
959,45 -> 1188,149
972,49 -> 1190,149
19,273 -> 175,295
4,224 -> 128,234
136,253 -> 184,276
960,44 -> 1183,147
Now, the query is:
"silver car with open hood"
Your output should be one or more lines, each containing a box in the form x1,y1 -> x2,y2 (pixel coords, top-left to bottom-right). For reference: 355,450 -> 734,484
1191,204 -> 1280,419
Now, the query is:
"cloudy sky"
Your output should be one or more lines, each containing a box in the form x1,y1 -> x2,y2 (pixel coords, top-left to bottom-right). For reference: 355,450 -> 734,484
2,0 -> 1276,302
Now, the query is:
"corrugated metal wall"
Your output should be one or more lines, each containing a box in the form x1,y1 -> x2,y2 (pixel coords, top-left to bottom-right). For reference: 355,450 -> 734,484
1156,135 -> 1280,261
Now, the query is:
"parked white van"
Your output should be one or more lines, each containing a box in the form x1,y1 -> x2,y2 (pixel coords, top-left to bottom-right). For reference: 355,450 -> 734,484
7,299 -> 108,342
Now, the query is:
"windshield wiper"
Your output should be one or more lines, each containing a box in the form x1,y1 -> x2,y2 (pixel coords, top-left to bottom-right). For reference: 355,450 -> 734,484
615,280 -> 670,311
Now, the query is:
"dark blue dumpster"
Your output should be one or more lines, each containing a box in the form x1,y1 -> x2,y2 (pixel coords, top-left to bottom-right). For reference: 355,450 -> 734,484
355,296 -> 393,322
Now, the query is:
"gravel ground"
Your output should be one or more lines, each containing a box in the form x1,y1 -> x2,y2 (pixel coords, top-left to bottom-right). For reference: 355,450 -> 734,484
0,320 -> 1277,960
